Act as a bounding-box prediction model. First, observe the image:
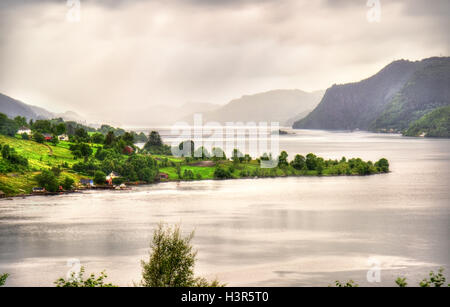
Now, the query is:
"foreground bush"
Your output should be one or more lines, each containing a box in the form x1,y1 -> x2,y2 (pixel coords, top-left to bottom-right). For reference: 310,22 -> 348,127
55,267 -> 116,287
0,273 -> 8,286
141,223 -> 224,287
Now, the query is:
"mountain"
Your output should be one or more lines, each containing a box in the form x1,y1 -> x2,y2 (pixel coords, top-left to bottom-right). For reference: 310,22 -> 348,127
403,105 -> 450,138
293,57 -> 450,132
189,89 -> 324,126
0,92 -> 83,122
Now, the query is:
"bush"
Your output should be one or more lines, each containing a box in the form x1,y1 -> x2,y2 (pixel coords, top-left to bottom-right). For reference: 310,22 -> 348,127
35,170 -> 59,192
55,267 -> 116,287
93,171 -> 106,185
375,158 -> 389,173
61,177 -> 74,190
0,273 -> 8,286
214,167 -> 232,179
33,132 -> 45,144
141,224 -> 224,287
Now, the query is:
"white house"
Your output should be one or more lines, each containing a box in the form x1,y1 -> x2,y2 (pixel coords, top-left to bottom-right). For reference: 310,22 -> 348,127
17,127 -> 31,135
58,134 -> 69,141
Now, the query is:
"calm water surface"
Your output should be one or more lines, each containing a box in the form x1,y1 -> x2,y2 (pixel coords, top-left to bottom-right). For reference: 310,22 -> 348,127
0,130 -> 449,286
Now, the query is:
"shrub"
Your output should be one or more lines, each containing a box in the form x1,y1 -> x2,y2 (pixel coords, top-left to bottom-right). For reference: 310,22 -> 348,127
93,171 -> 106,185
35,170 -> 59,192
141,224 -> 224,287
55,267 -> 116,287
61,177 -> 74,190
0,273 -> 8,286
33,132 -> 45,144
214,167 -> 232,179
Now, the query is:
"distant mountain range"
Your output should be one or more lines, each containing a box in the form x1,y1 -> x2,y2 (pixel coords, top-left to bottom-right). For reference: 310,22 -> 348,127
294,57 -> 450,136
0,93 -> 85,123
1,89 -> 324,128
184,89 -> 324,126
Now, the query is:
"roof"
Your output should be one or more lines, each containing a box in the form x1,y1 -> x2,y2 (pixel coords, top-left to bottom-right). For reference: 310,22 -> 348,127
19,126 -> 30,130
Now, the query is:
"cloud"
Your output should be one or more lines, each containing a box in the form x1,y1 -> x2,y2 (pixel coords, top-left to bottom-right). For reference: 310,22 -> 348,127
0,0 -> 448,125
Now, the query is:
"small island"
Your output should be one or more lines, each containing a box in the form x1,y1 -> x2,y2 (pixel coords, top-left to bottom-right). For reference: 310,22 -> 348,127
0,114 -> 389,198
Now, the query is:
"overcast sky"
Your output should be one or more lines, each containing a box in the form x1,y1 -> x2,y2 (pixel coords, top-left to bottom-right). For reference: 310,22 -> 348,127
0,0 -> 449,123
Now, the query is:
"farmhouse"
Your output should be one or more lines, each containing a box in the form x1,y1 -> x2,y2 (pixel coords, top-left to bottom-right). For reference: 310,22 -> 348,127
17,127 -> 31,135
58,134 -> 69,141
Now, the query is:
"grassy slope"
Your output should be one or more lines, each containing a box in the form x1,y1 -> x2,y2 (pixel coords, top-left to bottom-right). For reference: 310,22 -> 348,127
0,135 -> 86,196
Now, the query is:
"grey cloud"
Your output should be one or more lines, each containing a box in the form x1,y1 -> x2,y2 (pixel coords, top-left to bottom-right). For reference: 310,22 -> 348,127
0,0 -> 448,125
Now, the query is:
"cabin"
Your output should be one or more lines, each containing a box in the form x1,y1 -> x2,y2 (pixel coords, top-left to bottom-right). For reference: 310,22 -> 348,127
17,127 -> 32,135
43,133 -> 53,141
32,187 -> 46,194
0,190 -> 6,198
58,134 -> 69,141
159,172 -> 169,180
123,146 -> 134,155
80,179 -> 94,187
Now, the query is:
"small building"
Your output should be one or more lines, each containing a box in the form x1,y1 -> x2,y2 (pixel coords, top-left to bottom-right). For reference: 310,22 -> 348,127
106,172 -> 120,185
123,146 -> 134,155
159,172 -> 169,180
43,133 -> 53,141
58,134 -> 69,141
0,190 -> 6,198
80,179 -> 94,187
18,127 -> 32,135
32,187 -> 46,193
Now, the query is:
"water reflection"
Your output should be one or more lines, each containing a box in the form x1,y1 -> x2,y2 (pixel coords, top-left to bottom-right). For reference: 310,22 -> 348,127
0,131 -> 449,286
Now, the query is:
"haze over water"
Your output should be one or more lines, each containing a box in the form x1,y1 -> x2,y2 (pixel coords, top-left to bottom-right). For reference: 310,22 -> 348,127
0,130 -> 449,286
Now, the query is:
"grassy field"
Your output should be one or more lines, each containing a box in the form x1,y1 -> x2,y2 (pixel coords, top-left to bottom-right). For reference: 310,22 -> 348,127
0,135 -> 88,196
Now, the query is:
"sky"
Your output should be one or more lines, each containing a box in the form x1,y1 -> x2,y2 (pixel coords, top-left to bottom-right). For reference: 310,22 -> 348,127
0,0 -> 449,124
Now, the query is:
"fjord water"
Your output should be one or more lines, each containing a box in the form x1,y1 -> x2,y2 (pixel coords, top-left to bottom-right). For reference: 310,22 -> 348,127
0,130 -> 449,286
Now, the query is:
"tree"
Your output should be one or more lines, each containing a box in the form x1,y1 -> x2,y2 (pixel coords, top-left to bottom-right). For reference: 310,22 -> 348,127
93,171 -> 106,185
91,133 -> 105,144
375,158 -> 389,173
61,177 -> 74,190
177,140 -> 195,158
214,167 -> 232,179
141,224 -> 224,287
75,128 -> 89,142
50,134 -> 59,145
14,116 -> 27,127
33,132 -> 45,144
21,133 -> 29,140
32,120 -> 52,133
290,154 -> 305,170
231,149 -> 244,163
0,113 -> 18,136
147,131 -> 163,147
55,267 -> 116,287
278,151 -> 288,167
305,153 -> 317,170
35,170 -> 59,192
54,123 -> 67,135
0,273 -> 8,286
104,131 -> 115,146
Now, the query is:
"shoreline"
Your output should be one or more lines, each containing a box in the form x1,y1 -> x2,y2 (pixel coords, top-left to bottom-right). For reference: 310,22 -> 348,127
0,171 -> 390,200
